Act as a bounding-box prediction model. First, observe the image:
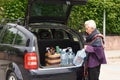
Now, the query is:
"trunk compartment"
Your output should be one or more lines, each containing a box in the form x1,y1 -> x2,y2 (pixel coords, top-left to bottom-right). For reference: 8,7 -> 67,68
38,38 -> 80,67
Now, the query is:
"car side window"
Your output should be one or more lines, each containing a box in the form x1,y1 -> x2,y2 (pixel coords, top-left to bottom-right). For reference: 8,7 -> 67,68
53,29 -> 69,39
54,29 -> 79,41
38,29 -> 52,39
1,26 -> 17,44
53,29 -> 79,41
1,25 -> 27,46
72,34 -> 79,41
14,31 -> 27,46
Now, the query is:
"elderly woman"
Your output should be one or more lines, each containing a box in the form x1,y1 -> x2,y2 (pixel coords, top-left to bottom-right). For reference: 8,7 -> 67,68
84,20 -> 107,80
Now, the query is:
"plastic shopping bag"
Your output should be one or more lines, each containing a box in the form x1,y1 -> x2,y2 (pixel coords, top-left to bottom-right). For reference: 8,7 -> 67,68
73,49 -> 86,67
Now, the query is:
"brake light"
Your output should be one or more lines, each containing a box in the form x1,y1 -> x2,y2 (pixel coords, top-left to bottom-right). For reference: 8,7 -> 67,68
24,52 -> 38,70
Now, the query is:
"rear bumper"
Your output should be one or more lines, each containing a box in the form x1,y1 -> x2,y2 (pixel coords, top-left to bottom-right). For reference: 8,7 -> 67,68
22,66 -> 84,80
30,72 -> 76,80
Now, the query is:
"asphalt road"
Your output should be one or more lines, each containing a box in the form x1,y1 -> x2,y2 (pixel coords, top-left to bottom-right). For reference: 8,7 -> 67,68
100,50 -> 120,80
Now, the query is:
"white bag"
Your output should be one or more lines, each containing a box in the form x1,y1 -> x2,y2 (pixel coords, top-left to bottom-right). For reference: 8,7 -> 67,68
73,49 -> 86,67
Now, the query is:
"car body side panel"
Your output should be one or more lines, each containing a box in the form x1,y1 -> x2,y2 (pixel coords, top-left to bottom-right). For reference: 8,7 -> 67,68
0,44 -> 24,80
0,24 -> 37,80
0,60 -> 9,80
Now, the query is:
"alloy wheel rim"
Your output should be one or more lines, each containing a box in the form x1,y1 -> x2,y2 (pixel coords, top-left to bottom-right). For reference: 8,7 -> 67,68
9,76 -> 16,80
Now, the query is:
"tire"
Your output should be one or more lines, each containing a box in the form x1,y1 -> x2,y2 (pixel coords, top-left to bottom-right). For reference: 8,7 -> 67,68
7,72 -> 17,80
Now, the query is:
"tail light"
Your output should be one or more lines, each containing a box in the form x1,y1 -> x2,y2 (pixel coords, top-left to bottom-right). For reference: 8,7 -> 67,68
24,52 -> 38,70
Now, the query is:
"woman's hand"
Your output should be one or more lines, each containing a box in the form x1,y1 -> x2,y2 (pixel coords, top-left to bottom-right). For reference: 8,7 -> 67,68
84,45 -> 87,49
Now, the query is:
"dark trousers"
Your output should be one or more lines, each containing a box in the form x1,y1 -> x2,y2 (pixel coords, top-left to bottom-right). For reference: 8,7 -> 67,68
88,65 -> 101,80
77,66 -> 84,80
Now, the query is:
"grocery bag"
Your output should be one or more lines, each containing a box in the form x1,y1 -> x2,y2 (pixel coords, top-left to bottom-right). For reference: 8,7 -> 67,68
73,49 -> 86,67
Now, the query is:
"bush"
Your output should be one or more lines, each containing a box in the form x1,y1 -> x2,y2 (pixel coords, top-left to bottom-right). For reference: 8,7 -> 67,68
3,0 -> 27,20
68,0 -> 120,35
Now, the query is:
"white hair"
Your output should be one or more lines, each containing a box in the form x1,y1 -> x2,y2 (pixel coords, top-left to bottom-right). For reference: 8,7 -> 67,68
85,20 -> 96,29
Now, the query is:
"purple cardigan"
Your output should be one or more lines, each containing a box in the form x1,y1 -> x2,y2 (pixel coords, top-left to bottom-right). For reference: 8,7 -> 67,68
85,46 -> 107,68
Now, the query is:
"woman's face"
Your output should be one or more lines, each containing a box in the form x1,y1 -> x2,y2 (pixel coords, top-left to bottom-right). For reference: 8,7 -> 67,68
85,25 -> 94,35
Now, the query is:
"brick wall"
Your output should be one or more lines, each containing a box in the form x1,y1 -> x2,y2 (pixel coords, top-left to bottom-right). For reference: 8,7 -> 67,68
105,36 -> 120,50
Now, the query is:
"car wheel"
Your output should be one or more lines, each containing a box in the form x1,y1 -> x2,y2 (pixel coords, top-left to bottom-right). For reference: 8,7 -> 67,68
7,72 -> 17,80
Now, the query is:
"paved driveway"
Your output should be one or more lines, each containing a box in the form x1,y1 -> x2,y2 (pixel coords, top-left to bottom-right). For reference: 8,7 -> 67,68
100,64 -> 120,80
100,50 -> 120,80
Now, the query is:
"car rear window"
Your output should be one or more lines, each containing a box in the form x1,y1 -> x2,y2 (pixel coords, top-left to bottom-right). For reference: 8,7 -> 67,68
30,2 -> 69,18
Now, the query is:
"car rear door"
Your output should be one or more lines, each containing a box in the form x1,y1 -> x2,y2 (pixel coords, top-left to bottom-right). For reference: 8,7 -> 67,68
24,0 -> 87,27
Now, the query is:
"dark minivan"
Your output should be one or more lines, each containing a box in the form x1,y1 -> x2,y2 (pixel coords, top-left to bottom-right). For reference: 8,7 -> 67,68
0,0 -> 87,80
